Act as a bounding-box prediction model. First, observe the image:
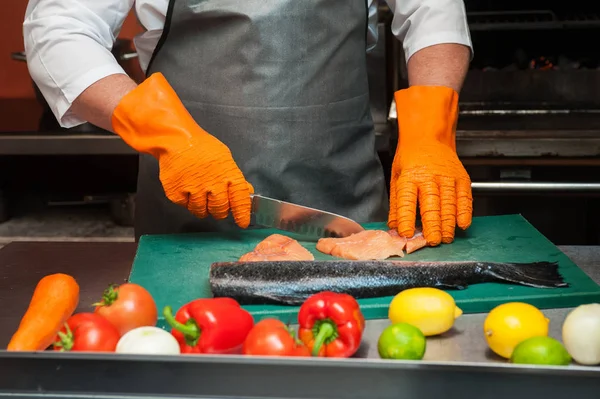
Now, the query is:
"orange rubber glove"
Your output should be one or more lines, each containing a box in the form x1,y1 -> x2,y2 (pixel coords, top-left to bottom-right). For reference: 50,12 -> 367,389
388,85 -> 472,246
111,73 -> 254,228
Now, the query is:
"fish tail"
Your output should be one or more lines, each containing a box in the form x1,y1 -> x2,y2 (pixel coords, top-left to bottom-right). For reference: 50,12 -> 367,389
485,261 -> 568,288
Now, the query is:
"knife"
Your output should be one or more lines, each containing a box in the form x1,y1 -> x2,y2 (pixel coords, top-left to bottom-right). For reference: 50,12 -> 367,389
250,194 -> 365,241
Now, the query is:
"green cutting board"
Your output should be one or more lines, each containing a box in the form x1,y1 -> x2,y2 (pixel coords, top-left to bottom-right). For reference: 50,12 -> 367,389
128,214 -> 600,326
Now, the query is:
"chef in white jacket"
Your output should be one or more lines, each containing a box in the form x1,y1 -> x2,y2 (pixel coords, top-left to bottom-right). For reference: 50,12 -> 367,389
23,0 -> 474,245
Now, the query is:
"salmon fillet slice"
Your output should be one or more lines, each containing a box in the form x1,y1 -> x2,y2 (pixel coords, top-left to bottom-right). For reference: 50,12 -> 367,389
239,234 -> 315,262
316,228 -> 429,260
316,230 -> 406,260
388,228 -> 428,254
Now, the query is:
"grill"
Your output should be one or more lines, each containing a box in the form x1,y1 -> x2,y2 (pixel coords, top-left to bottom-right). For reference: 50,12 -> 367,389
458,3 -> 600,133
462,4 -> 600,245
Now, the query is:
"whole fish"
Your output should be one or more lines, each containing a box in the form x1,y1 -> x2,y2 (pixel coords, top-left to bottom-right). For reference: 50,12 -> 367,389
209,260 -> 568,305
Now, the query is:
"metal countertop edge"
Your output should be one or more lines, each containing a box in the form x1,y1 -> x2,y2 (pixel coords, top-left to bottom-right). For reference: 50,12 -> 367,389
0,350 -> 598,375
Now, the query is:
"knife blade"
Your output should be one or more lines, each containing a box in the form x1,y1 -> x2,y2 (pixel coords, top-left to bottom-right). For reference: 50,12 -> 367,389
250,194 -> 365,241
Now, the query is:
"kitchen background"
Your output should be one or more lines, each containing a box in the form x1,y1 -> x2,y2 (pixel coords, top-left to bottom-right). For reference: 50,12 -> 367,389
1,1 -> 599,247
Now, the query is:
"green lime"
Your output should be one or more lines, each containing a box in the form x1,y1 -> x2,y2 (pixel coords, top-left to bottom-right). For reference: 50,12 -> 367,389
378,323 -> 426,360
510,336 -> 572,366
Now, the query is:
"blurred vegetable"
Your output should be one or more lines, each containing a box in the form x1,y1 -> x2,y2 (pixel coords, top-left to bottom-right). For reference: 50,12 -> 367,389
53,313 -> 120,352
94,283 -> 157,335
164,297 -> 254,354
7,273 -> 79,351
298,291 -> 364,358
116,326 -> 180,355
243,318 -> 310,357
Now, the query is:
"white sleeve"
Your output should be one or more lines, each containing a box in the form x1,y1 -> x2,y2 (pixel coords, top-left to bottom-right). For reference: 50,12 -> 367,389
23,0 -> 134,128
384,0 -> 473,62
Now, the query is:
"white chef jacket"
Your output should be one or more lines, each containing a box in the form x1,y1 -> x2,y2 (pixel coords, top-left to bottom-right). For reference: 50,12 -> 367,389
23,0 -> 472,128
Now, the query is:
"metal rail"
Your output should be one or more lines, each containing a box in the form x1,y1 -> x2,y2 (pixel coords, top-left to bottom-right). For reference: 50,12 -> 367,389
11,51 -> 138,62
472,182 -> 600,192
0,134 -> 136,155
467,10 -> 600,31
460,109 -> 600,116
2,130 -> 600,158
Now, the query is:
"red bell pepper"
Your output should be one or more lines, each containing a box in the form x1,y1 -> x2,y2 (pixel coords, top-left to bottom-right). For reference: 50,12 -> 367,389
163,297 -> 254,354
298,291 -> 365,358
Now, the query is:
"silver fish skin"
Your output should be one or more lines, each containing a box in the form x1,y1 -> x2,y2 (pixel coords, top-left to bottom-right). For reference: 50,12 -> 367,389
208,260 -> 568,306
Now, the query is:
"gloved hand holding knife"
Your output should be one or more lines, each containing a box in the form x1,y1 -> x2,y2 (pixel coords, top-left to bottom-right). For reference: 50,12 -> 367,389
109,76 -> 471,245
111,73 -> 254,229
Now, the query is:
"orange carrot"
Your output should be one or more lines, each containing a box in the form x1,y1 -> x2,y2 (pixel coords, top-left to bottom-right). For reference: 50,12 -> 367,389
7,273 -> 79,351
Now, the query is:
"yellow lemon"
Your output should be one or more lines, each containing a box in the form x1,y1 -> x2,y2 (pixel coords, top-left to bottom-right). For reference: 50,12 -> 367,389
483,302 -> 549,359
388,288 -> 462,336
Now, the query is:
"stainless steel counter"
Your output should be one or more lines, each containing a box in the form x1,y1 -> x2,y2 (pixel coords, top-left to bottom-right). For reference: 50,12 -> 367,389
0,244 -> 599,399
356,245 -> 600,364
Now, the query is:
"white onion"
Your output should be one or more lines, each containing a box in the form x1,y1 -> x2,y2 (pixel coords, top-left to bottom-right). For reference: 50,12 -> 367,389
562,303 -> 600,366
116,326 -> 180,355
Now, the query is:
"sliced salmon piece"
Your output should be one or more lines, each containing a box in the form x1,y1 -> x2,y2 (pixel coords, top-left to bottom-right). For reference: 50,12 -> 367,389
239,234 -> 315,262
388,228 -> 428,254
387,229 -> 408,247
316,230 -> 405,260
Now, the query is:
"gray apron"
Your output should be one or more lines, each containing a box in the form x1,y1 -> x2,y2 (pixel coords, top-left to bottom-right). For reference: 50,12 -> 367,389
135,0 -> 389,240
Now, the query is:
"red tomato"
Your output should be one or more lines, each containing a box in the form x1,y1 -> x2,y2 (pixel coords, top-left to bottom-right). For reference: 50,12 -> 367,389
53,313 -> 120,352
94,283 -> 157,336
243,318 -> 310,357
